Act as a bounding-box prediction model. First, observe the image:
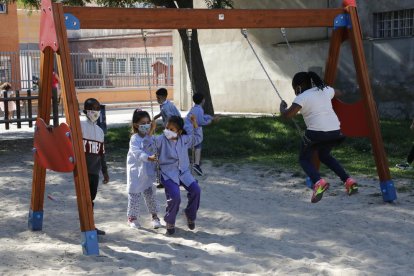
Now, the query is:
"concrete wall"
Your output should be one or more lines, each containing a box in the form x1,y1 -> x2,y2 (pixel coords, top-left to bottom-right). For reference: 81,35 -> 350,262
174,0 -> 414,118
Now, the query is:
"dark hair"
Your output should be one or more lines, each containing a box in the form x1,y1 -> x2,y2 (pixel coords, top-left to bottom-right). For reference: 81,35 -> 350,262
292,71 -> 326,92
156,88 -> 168,97
83,98 -> 100,114
167,116 -> 187,135
193,93 -> 204,105
131,109 -> 151,134
0,82 -> 12,91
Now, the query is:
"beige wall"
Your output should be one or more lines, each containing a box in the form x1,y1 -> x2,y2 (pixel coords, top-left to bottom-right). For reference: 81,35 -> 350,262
0,3 -> 19,51
17,9 -> 41,45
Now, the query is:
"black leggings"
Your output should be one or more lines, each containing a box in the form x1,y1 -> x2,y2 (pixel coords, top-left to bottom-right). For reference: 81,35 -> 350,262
407,145 -> 414,164
88,174 -> 100,207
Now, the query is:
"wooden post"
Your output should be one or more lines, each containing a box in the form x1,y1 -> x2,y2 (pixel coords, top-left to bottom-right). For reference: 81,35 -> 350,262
52,3 -> 99,247
346,7 -> 396,202
324,28 -> 347,85
29,47 -> 54,231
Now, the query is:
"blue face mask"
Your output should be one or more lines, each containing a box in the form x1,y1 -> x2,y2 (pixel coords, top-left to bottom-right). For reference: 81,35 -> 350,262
138,123 -> 151,135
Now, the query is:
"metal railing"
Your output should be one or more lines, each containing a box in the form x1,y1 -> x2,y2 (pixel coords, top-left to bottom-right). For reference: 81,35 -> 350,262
0,50 -> 174,91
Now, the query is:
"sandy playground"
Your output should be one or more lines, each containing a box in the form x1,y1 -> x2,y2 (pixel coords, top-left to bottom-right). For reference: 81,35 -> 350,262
1,135 -> 414,275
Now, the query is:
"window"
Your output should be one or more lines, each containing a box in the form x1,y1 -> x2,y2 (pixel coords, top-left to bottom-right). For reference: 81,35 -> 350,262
0,3 -> 7,14
138,58 -> 152,74
374,9 -> 414,38
85,58 -> 102,75
130,57 -> 152,74
106,58 -> 126,74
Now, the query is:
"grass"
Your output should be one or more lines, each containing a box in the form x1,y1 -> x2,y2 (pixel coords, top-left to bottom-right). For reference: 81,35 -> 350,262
105,116 -> 414,179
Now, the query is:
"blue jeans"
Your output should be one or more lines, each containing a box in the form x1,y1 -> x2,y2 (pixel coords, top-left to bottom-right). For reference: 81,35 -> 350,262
300,130 -> 349,184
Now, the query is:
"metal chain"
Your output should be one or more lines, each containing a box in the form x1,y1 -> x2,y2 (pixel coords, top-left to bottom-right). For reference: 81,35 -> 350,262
280,28 -> 305,72
241,29 -> 304,137
187,29 -> 196,175
142,29 -> 160,185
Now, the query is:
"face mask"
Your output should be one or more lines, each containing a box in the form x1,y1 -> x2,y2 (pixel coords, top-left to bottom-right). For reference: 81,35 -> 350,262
86,110 -> 100,123
138,123 -> 151,135
163,129 -> 178,140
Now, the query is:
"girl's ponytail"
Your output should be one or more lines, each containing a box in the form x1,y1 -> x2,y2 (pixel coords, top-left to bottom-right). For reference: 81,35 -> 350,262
307,71 -> 326,90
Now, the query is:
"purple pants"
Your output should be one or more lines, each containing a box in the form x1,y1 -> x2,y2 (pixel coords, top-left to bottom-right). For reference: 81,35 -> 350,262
162,177 -> 201,225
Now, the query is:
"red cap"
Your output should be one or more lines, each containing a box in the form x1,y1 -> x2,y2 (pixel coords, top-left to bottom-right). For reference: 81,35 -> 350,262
343,0 -> 357,8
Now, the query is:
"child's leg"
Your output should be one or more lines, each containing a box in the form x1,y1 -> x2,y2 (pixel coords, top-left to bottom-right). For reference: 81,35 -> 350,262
318,145 -> 349,182
142,186 -> 159,216
88,174 -> 100,208
299,143 -> 321,184
194,143 -> 202,166
407,144 -> 414,164
162,178 -> 181,225
182,181 -> 201,222
127,193 -> 141,220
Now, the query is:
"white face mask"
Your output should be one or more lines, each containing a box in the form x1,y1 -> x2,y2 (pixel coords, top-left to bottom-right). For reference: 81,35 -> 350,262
138,123 -> 151,135
163,129 -> 178,140
86,110 -> 100,123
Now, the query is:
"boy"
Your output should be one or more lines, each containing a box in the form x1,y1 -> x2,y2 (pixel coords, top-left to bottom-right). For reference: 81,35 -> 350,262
186,93 -> 213,176
153,88 -> 181,125
81,98 -> 109,235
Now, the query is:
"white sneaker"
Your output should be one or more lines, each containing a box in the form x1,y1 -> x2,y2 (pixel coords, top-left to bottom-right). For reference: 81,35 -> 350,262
152,218 -> 162,229
128,219 -> 141,229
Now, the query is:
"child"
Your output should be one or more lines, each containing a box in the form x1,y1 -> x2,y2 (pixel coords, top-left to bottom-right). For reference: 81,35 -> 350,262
80,98 -> 109,235
396,119 -> 414,170
279,71 -> 358,203
0,82 -> 16,120
126,109 -> 162,229
186,93 -> 213,176
153,88 -> 181,126
144,115 -> 202,235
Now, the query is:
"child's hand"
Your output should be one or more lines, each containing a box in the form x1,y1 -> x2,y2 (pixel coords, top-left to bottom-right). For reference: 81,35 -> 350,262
148,155 -> 157,162
190,114 -> 198,128
212,115 -> 221,123
103,172 -> 109,184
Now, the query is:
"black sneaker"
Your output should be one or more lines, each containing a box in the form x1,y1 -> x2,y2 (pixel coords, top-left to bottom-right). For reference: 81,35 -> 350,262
95,228 -> 106,235
396,162 -> 411,170
166,224 -> 175,235
156,183 -> 165,189
193,164 -> 203,176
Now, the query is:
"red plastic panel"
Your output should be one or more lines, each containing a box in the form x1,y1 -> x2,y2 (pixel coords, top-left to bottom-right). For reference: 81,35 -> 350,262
342,0 -> 357,8
39,0 -> 59,51
332,98 -> 369,137
33,118 -> 75,172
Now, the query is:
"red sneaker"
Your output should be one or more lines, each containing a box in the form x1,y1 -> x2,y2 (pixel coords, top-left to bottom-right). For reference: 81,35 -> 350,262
344,178 -> 358,195
311,179 -> 330,203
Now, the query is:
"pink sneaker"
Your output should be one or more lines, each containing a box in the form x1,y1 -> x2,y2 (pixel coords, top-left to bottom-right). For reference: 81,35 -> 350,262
344,178 -> 358,195
311,179 -> 330,203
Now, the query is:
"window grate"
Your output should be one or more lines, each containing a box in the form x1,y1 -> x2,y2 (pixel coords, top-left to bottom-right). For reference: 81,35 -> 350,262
374,9 -> 414,38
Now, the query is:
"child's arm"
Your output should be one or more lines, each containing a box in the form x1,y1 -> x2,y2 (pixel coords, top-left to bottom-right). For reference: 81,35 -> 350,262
279,101 -> 301,119
153,113 -> 161,120
183,115 -> 203,148
130,136 -> 156,163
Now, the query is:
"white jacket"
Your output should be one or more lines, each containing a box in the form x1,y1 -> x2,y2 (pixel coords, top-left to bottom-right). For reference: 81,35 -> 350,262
126,134 -> 156,194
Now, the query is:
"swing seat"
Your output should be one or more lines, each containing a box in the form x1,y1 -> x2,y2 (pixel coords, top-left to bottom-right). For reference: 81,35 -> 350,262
33,118 -> 75,172
332,98 -> 369,137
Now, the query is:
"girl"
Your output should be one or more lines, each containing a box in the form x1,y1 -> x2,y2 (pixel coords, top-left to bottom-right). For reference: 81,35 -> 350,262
145,115 -> 202,235
0,82 -> 16,120
126,109 -> 162,229
280,71 -> 358,203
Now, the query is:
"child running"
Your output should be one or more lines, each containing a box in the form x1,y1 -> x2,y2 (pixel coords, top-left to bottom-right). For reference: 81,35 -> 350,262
126,109 -> 162,229
279,71 -> 358,203
144,115 -> 202,235
186,93 -> 213,176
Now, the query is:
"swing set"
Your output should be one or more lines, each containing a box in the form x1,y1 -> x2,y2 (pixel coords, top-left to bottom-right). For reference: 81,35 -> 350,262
29,0 -> 396,256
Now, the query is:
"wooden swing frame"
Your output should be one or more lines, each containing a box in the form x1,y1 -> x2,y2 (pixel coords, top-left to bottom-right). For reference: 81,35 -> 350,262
29,0 -> 396,255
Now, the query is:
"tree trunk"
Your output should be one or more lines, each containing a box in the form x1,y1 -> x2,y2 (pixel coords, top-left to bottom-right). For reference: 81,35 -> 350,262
163,0 -> 215,115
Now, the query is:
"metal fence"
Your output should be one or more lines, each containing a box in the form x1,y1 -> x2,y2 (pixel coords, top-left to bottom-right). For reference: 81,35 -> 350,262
0,89 -> 37,130
0,50 -> 173,91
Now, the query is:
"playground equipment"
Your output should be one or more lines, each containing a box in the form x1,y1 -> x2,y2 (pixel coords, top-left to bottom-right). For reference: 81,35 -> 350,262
29,0 -> 396,256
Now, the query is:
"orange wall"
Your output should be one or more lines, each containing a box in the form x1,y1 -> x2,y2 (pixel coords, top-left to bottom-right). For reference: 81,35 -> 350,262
0,3 -> 19,51
17,9 -> 41,45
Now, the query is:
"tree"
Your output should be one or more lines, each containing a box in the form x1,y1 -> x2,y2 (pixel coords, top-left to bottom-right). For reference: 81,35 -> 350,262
15,0 -> 234,115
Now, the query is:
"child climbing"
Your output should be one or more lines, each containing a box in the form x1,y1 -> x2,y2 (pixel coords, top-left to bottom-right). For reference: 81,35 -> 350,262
279,71 -> 358,203
186,93 -> 214,176
144,115 -> 202,235
126,109 -> 162,229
